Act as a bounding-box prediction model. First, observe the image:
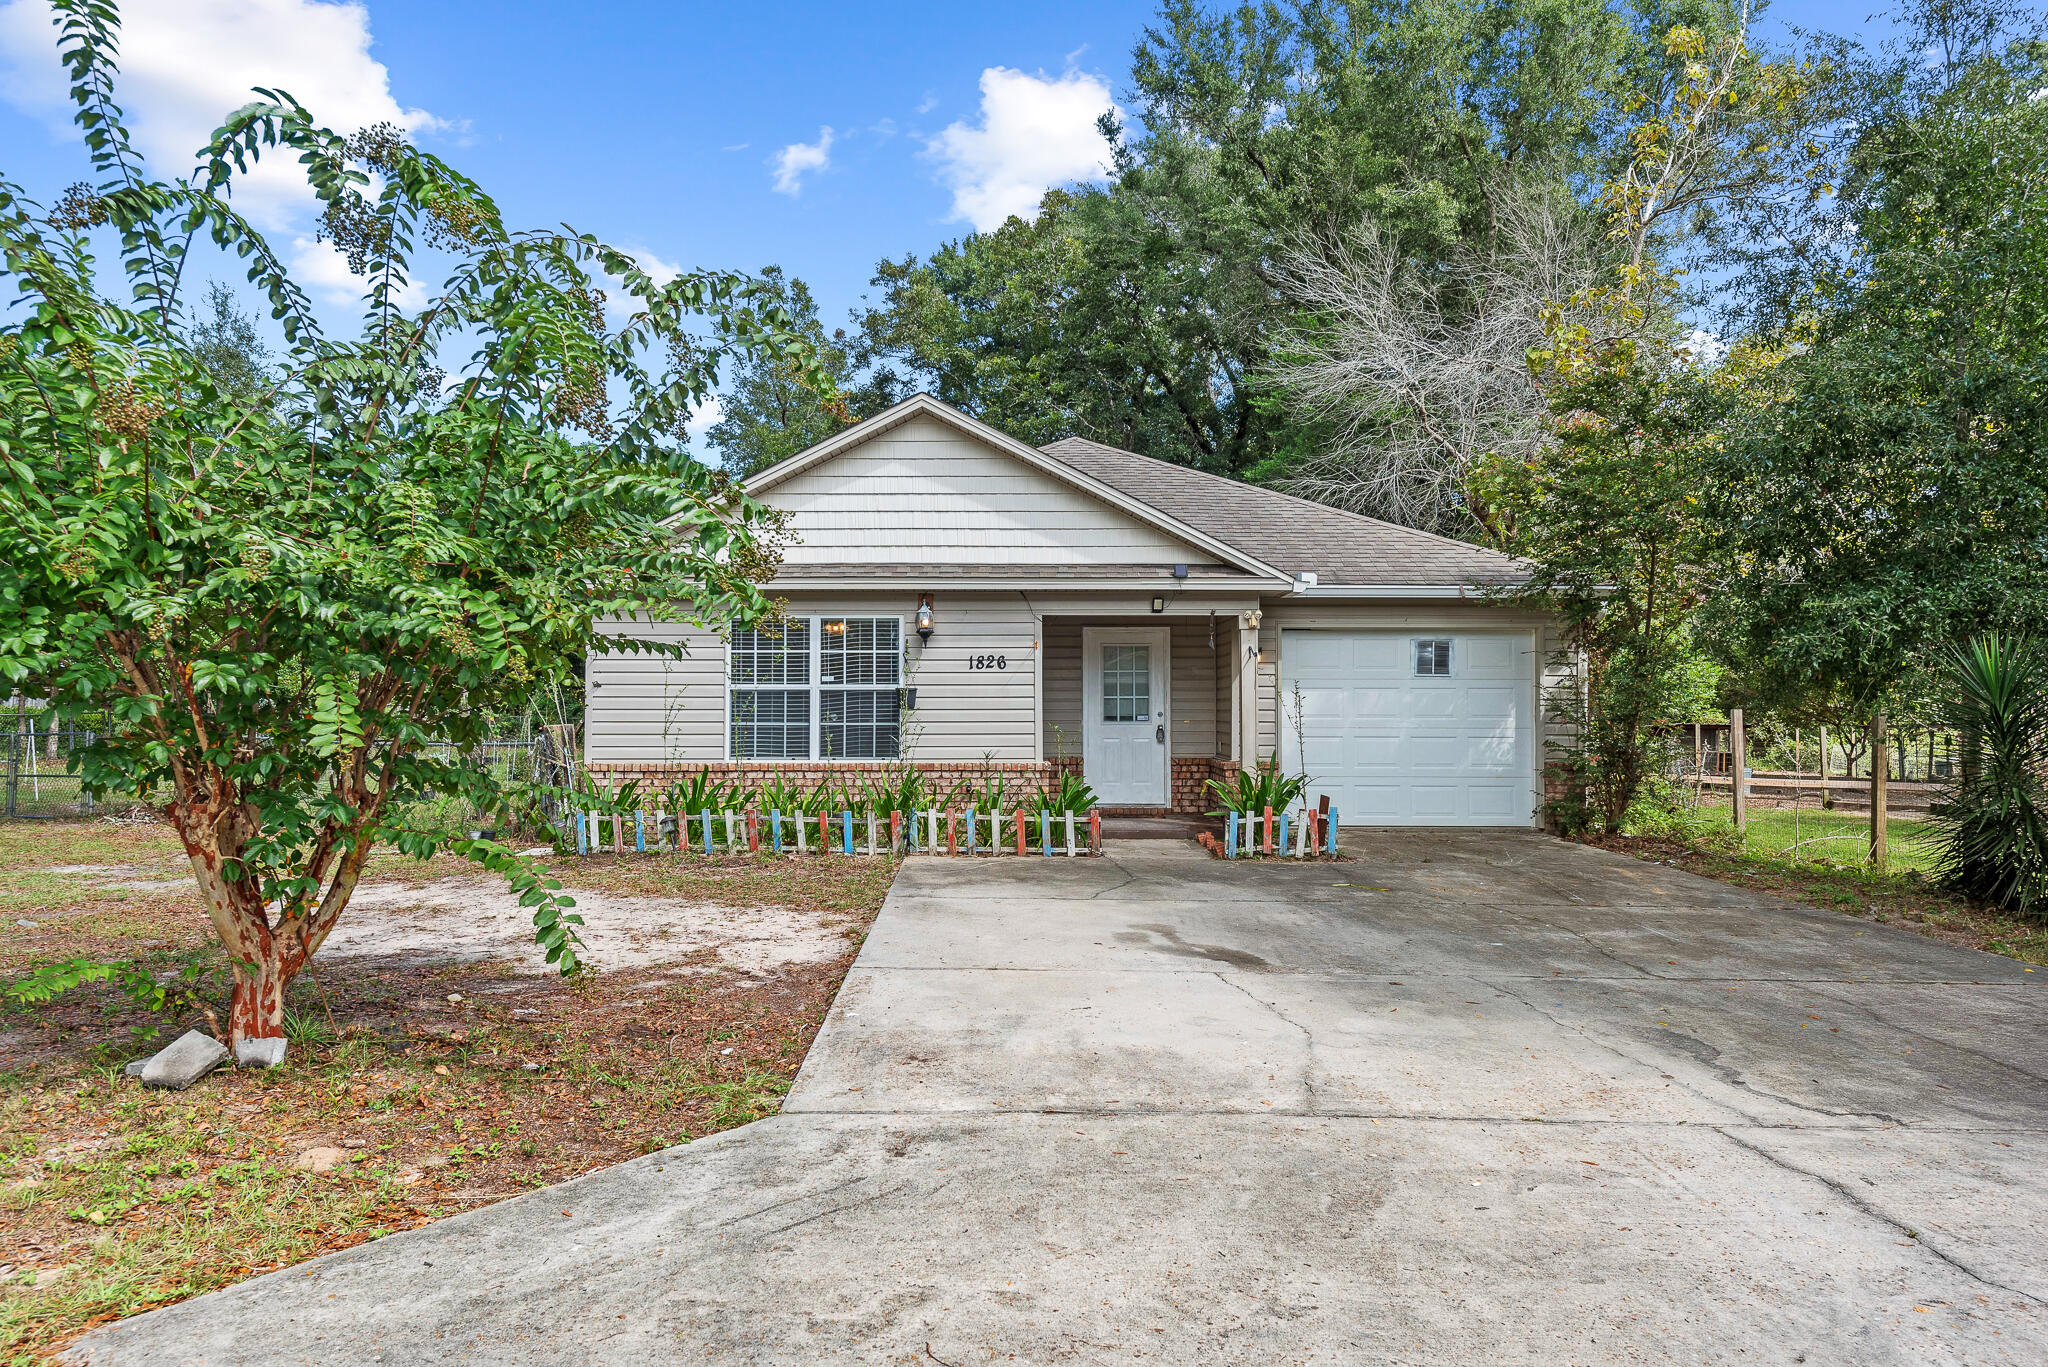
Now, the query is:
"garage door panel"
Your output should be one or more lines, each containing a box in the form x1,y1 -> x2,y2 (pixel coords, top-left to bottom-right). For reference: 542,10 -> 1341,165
1411,690 -> 1461,719
1464,685 -> 1521,721
1290,634 -> 1353,672
1353,638 -> 1407,674
1462,636 -> 1517,676
1466,784 -> 1521,820
1280,630 -> 1535,827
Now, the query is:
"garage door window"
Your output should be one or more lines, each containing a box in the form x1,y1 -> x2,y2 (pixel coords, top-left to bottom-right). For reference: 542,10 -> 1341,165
1414,639 -> 1453,676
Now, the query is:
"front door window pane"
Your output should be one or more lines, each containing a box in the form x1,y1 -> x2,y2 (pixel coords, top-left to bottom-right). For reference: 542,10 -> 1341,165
1102,645 -> 1150,723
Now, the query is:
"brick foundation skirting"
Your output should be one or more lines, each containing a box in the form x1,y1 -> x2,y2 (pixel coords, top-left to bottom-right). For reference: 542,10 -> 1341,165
589,757 -> 1238,816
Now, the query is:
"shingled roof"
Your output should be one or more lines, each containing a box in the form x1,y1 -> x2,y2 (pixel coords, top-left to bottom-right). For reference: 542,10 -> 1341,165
1037,436 -> 1531,588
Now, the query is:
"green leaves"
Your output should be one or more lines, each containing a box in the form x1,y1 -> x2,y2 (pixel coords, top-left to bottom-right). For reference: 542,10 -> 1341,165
0,0 -> 833,1013
1929,635 -> 2048,917
453,838 -> 586,974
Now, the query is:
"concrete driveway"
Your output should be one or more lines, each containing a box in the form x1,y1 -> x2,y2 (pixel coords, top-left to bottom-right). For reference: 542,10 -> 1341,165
72,832 -> 2048,1365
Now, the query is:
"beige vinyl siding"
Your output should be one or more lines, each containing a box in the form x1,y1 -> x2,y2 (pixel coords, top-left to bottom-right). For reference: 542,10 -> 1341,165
586,594 -> 1040,765
1215,640 -> 1233,760
900,594 -> 1039,762
770,413 -> 1204,567
585,617 -> 725,763
1041,615 -> 1222,760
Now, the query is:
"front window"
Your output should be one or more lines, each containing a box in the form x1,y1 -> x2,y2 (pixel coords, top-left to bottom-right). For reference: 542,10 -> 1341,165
730,621 -> 811,758
730,616 -> 901,759
821,617 -> 901,758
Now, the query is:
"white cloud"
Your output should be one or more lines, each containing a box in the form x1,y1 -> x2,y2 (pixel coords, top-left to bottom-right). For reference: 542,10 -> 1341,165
1683,327 -> 1728,368
914,91 -> 939,116
0,0 -> 446,230
770,127 -> 833,197
288,236 -> 428,310
685,394 -> 724,447
926,68 -> 1119,231
623,247 -> 683,287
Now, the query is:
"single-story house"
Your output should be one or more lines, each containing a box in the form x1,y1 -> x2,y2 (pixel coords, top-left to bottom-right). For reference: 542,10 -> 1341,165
586,394 -> 1573,825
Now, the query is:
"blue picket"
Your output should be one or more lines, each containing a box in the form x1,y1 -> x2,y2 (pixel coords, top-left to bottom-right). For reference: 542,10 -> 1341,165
1224,810 -> 1237,858
574,811 -> 587,856
1277,811 -> 1291,856
634,811 -> 645,853
771,810 -> 783,853
841,810 -> 854,854
1040,809 -> 1052,857
1326,807 -> 1340,854
701,811 -> 714,855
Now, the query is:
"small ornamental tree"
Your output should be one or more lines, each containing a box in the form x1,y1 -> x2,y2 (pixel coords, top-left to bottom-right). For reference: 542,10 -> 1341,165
0,1 -> 829,1053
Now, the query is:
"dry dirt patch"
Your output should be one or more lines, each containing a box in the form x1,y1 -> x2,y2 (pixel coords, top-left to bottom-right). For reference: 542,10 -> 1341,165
0,821 -> 899,1362
329,878 -> 849,978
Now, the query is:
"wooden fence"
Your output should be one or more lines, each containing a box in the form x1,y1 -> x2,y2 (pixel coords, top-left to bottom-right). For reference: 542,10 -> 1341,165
571,806 -> 1104,858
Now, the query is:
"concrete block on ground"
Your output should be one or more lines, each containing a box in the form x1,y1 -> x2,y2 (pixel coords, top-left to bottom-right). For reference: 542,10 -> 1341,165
234,1037 -> 287,1069
139,1030 -> 229,1089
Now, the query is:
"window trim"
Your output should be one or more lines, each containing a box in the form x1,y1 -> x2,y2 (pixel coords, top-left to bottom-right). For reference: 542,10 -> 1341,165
726,614 -> 905,762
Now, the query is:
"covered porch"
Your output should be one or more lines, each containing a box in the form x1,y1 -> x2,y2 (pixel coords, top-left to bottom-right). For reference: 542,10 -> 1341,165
1039,609 -> 1261,814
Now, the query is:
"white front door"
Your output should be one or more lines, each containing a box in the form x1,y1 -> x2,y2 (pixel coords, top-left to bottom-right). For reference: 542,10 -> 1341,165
1082,627 -> 1170,807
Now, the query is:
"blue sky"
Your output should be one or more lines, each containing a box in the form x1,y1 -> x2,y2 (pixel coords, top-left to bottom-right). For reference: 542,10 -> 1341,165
1,0 -> 1889,428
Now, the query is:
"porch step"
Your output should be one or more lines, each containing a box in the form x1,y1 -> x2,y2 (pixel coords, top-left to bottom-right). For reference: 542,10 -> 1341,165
1098,814 -> 1218,841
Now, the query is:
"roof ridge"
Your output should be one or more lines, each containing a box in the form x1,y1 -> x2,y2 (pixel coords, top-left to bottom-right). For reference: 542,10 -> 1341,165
1040,436 -> 1524,566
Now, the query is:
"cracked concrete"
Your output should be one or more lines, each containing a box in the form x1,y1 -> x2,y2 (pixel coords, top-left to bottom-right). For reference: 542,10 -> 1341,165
68,829 -> 2048,1365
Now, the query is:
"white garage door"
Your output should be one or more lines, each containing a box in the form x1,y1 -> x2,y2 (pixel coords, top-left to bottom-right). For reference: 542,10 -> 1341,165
1279,630 -> 1536,826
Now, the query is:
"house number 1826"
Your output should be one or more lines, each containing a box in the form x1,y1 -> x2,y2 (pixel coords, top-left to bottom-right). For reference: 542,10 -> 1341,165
969,654 -> 1008,670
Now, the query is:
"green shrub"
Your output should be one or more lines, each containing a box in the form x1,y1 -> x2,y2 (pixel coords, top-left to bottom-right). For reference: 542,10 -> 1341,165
1930,635 -> 2048,918
1205,759 -> 1308,818
758,773 -> 828,816
666,769 -> 754,819
1033,773 -> 1099,816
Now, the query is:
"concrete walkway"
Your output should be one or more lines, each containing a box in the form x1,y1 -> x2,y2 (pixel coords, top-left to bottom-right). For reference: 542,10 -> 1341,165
72,832 -> 2048,1365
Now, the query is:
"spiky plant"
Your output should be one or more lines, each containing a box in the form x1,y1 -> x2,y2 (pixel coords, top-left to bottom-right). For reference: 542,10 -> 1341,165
1929,635 -> 2048,918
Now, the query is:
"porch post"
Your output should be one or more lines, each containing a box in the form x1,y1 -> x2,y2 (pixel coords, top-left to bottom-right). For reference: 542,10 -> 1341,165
1236,614 -> 1260,772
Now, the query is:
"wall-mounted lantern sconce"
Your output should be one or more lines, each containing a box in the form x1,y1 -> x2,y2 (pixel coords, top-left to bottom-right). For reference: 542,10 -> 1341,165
916,593 -> 935,643
1150,596 -> 1166,614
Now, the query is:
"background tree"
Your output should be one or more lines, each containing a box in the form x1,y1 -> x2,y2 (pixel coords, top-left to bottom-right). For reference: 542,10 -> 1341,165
857,0 -> 1702,484
1486,10 -> 1816,830
704,265 -> 873,478
1263,184 -> 1606,539
1706,4 -> 2048,728
0,1 -> 829,1056
186,280 -> 273,404
856,187 -> 1267,473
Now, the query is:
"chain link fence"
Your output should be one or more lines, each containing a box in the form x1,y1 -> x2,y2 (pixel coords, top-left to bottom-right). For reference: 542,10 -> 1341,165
3,719 -> 583,835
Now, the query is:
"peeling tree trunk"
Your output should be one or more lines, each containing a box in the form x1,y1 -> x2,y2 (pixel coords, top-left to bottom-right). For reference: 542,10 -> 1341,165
171,802 -> 296,1052
228,946 -> 288,1045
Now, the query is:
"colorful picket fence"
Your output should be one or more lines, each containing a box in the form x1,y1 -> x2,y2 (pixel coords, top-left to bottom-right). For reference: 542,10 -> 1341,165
569,807 -> 1103,857
1206,804 -> 1341,859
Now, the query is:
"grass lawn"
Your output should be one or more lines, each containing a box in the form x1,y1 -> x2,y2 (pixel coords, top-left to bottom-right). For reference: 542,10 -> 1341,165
0,820 -> 898,1364
1587,804 -> 2048,969
1687,805 -> 1942,874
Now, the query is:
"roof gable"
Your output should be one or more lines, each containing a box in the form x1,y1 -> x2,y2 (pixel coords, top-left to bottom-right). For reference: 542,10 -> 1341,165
746,396 -> 1287,579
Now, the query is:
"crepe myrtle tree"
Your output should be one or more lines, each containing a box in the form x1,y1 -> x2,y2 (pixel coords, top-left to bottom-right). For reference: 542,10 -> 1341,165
0,0 -> 832,1055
